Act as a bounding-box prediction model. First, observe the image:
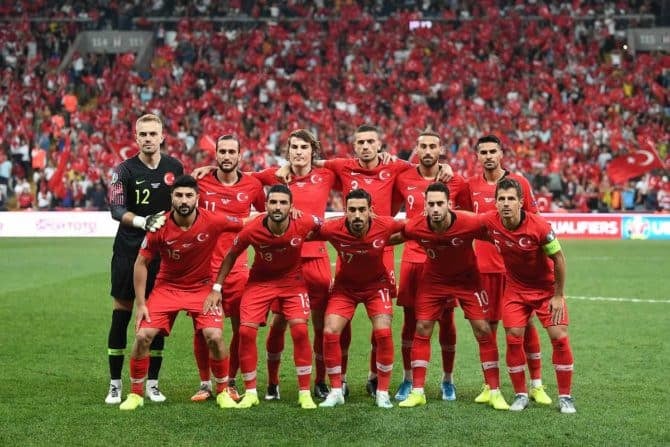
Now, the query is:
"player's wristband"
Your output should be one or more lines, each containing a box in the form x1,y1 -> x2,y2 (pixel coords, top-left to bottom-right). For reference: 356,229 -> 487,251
132,216 -> 147,229
211,283 -> 222,292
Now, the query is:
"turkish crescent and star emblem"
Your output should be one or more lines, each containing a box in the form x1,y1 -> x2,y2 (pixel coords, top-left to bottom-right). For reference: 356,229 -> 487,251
164,172 -> 175,186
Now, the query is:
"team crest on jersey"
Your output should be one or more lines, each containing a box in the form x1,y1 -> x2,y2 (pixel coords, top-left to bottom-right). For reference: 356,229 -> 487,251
164,172 -> 175,186
310,174 -> 322,184
450,237 -> 464,246
196,232 -> 210,242
290,237 -> 302,246
237,192 -> 249,202
546,230 -> 556,242
372,239 -> 385,248
379,170 -> 391,180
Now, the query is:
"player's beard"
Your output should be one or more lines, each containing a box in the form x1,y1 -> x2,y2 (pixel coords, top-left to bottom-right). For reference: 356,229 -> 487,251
420,156 -> 437,168
218,160 -> 238,173
350,218 -> 365,233
269,210 -> 288,223
175,203 -> 196,217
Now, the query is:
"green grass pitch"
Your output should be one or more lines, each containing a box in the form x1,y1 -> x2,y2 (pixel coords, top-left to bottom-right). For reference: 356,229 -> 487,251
0,238 -> 668,446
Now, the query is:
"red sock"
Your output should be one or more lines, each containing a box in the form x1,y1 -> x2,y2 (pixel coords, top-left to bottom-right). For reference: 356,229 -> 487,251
229,326 -> 240,379
265,322 -> 285,385
130,356 -> 149,395
340,323 -> 351,376
524,323 -> 542,381
239,325 -> 258,390
323,332 -> 342,388
477,333 -> 500,389
210,357 -> 229,394
290,323 -> 312,391
193,331 -> 210,381
369,331 -> 378,376
411,334 -> 431,389
439,310 -> 456,376
313,326 -> 325,383
506,334 -> 527,394
373,328 -> 393,392
401,308 -> 416,373
551,336 -> 574,396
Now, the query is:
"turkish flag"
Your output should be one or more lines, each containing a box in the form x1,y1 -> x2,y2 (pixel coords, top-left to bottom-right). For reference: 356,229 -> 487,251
198,135 -> 216,155
607,148 -> 664,184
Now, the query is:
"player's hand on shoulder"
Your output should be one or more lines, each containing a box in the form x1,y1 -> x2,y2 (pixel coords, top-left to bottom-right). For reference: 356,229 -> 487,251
379,152 -> 397,165
290,207 -> 303,219
145,211 -> 167,232
275,164 -> 292,184
436,164 -> 454,182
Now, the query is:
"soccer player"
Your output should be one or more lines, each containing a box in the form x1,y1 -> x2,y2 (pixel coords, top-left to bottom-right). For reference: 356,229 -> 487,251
190,134 -> 265,402
395,183 -> 508,410
392,131 -> 470,402
486,179 -> 577,413
253,129 -> 338,400
466,134 -> 550,406
105,113 -> 183,404
204,184 -> 320,410
119,175 -> 242,411
314,188 -> 404,409
483,178 -> 575,413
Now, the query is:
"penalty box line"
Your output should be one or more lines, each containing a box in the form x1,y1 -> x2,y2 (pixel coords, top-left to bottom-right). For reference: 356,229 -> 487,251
570,296 -> 669,304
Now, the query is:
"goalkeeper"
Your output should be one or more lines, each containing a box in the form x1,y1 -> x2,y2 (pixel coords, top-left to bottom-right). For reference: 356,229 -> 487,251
104,114 -> 184,405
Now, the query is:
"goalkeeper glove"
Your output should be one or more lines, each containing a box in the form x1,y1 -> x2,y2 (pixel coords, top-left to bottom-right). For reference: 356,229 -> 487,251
132,211 -> 167,232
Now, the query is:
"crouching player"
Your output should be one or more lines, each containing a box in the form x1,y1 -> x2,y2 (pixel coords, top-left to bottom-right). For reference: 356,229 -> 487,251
119,175 -> 242,410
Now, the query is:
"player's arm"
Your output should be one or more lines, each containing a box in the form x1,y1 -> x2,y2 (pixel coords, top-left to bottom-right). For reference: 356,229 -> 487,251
544,235 -> 567,325
204,242 -> 246,314
389,231 -> 406,245
132,252 -> 152,332
191,165 -> 217,179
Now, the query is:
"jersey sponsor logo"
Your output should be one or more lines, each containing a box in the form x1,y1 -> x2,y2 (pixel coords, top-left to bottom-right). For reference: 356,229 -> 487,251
372,239 -> 385,248
407,186 -> 417,190
164,172 -> 175,186
205,191 -> 217,195
237,192 -> 249,202
259,244 -> 271,248
151,183 -> 161,188
350,172 -> 361,176
196,232 -> 210,242
135,179 -> 145,185
182,243 -> 193,248
492,229 -> 502,235
379,170 -> 391,180
472,192 -> 482,196
166,240 -> 177,245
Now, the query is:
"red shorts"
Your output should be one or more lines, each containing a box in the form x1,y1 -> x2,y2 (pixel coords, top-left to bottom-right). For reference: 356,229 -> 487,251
480,272 -> 506,322
301,256 -> 332,312
397,261 -> 423,307
383,247 -> 397,298
327,283 -> 394,320
221,269 -> 248,319
241,282 -> 310,325
416,280 -> 486,321
502,286 -> 570,328
141,286 -> 222,335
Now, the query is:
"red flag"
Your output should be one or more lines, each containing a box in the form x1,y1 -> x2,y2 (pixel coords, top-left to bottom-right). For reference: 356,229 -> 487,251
606,148 -> 664,184
48,137 -> 72,199
198,134 -> 216,155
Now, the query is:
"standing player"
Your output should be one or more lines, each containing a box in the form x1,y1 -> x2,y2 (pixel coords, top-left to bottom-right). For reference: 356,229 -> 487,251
190,135 -> 265,402
204,184 -> 320,410
483,178 -> 576,413
253,129 -> 338,400
466,134 -> 550,406
395,183 -> 508,410
105,113 -> 183,404
315,189 -> 404,409
119,175 -> 242,410
392,131 -> 470,401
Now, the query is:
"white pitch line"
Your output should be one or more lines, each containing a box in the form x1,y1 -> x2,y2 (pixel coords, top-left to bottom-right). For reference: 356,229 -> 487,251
570,296 -> 669,304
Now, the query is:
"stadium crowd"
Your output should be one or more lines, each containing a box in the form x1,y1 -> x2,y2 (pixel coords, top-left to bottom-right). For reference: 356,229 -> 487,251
0,0 -> 668,212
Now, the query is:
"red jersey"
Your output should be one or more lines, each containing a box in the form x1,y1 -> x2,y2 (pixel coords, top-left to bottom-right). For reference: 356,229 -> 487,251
467,171 -> 538,273
323,158 -> 411,216
394,168 -> 470,262
253,167 -> 338,258
402,211 -> 487,285
198,171 -> 265,275
228,214 -> 322,287
316,215 -> 403,288
482,211 -> 557,293
140,209 -> 243,291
